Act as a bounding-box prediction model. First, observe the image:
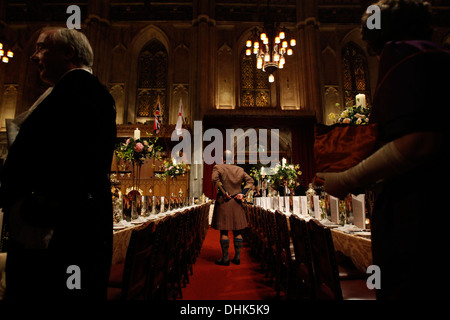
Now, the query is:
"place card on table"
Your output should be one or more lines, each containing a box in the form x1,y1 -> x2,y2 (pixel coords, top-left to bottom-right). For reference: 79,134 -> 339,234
267,197 -> 273,210
300,196 -> 308,216
284,196 -> 290,214
313,195 -> 321,219
352,194 -> 366,229
293,196 -> 300,215
263,197 -> 268,209
273,197 -> 279,210
278,197 -> 284,212
330,196 -> 339,224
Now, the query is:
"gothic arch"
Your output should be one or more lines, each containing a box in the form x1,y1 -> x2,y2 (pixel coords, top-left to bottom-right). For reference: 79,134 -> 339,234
127,25 -> 170,124
341,41 -> 371,107
341,28 -> 378,100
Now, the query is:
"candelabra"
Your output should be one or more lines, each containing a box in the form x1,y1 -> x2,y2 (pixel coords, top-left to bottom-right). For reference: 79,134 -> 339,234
246,23 -> 296,83
0,43 -> 14,63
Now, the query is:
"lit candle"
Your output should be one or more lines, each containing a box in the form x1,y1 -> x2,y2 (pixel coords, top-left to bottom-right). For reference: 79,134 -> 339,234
356,94 -> 366,108
282,158 -> 286,167
134,128 -> 140,140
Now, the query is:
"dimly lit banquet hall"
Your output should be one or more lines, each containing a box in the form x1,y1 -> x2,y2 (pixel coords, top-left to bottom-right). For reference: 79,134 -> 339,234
0,0 -> 450,309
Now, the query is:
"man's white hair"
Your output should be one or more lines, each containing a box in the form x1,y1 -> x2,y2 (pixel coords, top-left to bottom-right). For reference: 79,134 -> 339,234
46,28 -> 94,70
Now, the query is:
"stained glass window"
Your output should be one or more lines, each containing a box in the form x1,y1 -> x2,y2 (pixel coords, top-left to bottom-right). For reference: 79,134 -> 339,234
342,42 -> 371,107
136,40 -> 168,118
240,49 -> 270,107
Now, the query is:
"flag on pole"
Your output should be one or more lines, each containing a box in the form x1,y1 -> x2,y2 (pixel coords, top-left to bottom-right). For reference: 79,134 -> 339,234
175,98 -> 183,136
154,96 -> 161,134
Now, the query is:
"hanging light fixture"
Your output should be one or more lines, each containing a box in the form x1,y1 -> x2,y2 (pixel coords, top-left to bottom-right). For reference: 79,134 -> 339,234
0,42 -> 14,64
246,4 -> 296,83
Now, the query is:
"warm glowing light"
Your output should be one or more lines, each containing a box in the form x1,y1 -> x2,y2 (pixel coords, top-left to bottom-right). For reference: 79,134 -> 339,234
0,43 -> 14,63
247,26 -> 296,83
246,48 -> 251,56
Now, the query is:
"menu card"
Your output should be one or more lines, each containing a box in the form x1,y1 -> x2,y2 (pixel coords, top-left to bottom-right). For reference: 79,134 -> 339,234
300,196 -> 308,216
268,197 -> 272,210
352,194 -> 366,229
293,196 -> 300,215
272,197 -> 278,210
313,195 -> 320,219
277,197 -> 283,212
284,197 -> 290,214
330,196 -> 339,223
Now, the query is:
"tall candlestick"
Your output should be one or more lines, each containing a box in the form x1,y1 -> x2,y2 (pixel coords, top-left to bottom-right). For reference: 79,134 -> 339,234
134,128 -> 140,140
356,94 -> 366,108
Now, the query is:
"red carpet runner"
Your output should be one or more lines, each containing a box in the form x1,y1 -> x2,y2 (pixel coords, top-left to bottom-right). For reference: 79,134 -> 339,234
181,227 -> 284,300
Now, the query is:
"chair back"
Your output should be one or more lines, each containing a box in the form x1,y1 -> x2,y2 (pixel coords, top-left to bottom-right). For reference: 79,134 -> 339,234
146,215 -> 172,299
289,214 -> 316,299
121,220 -> 158,300
307,219 -> 343,300
274,210 -> 292,267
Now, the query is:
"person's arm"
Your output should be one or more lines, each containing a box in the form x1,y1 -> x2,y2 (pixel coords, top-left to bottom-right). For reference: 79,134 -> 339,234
235,171 -> 254,200
212,165 -> 231,199
317,132 -> 442,198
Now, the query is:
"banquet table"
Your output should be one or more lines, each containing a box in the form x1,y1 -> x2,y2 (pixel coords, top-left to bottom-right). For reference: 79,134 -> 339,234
112,204 -> 203,265
252,203 -> 373,275
330,228 -> 372,273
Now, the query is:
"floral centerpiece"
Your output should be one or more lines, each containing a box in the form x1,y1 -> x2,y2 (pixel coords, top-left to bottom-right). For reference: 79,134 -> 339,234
250,161 -> 302,191
161,159 -> 190,180
249,166 -> 264,182
328,99 -> 371,125
115,132 -> 162,193
271,162 -> 302,189
115,135 -> 162,165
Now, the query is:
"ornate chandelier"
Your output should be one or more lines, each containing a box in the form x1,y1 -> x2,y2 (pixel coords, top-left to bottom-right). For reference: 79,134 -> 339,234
0,42 -> 14,63
246,22 -> 296,83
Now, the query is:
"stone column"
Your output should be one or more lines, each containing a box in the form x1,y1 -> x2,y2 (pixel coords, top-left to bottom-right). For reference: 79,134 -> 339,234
296,0 -> 323,122
86,0 -> 111,85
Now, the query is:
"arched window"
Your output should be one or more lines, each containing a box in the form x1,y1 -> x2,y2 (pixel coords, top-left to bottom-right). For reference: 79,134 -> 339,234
240,49 -> 271,107
136,40 -> 168,119
342,42 -> 371,106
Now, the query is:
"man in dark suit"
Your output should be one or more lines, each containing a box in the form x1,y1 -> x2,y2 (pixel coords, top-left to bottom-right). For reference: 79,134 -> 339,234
0,27 -> 116,299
